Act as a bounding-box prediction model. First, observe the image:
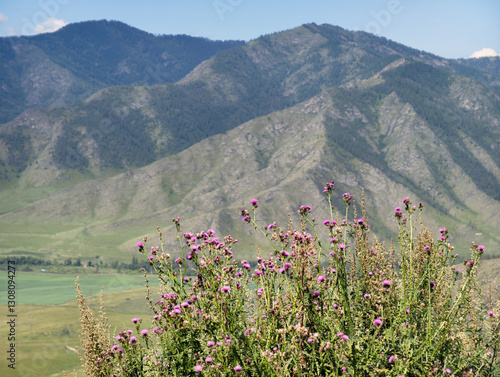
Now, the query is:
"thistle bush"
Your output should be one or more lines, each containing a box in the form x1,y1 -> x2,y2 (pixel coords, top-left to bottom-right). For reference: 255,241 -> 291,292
78,181 -> 500,376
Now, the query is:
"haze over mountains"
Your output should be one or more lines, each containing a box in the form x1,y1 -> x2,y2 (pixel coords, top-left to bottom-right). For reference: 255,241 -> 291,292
0,20 -> 499,263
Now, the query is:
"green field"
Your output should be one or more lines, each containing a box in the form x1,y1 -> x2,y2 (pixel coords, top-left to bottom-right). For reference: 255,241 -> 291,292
0,271 -> 148,305
0,272 -> 161,377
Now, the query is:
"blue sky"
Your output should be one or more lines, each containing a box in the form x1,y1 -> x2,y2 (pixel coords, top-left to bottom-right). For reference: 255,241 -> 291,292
0,0 -> 499,59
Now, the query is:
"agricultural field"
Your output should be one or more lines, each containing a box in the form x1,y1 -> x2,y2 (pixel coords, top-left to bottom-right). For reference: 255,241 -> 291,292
0,272 -> 160,376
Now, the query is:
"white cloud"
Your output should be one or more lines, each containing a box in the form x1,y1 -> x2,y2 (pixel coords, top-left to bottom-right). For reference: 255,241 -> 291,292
470,48 -> 500,58
0,12 -> 8,22
34,17 -> 67,34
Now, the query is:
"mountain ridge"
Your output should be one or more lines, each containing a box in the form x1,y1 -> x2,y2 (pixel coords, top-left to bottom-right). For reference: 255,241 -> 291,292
0,21 -> 499,263
0,19 -> 245,124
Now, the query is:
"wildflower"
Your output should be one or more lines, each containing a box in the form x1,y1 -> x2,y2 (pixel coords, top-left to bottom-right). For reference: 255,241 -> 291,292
206,357 -> 213,363
445,369 -> 451,374
141,329 -> 148,337
194,365 -> 203,372
137,242 -> 143,248
317,275 -> 325,283
373,317 -> 383,326
221,286 -> 231,292
129,336 -> 138,344
250,199 -> 258,208
131,317 -> 142,324
234,365 -> 242,371
389,355 -> 396,363
207,341 -> 215,347
343,193 -> 353,205
488,311 -> 494,316
382,280 -> 391,287
298,205 -> 311,215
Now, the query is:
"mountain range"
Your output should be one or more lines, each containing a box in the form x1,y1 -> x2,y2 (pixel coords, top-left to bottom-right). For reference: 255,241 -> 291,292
0,20 -> 499,264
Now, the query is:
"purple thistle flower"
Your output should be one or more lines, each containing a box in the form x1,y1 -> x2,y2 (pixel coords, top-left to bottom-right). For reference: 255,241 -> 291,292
250,199 -> 258,208
317,275 -> 325,283
131,317 -> 142,324
194,365 -> 203,372
137,242 -> 143,248
382,280 -> 391,287
129,336 -> 138,344
141,329 -> 148,337
373,317 -> 383,326
207,341 -> 215,347
221,286 -> 231,292
389,355 -> 395,363
234,365 -> 242,371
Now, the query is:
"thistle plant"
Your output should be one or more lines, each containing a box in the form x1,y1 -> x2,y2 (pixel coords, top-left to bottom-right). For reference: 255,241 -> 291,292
78,181 -> 499,376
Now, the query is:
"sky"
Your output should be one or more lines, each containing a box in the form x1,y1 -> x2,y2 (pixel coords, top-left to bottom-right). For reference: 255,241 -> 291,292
0,0 -> 499,59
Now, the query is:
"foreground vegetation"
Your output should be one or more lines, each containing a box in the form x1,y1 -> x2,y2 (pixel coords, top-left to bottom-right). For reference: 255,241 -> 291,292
77,183 -> 500,376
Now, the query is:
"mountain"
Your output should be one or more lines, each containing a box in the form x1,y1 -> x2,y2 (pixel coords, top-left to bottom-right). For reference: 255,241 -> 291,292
0,22 -> 499,264
0,19 -> 244,124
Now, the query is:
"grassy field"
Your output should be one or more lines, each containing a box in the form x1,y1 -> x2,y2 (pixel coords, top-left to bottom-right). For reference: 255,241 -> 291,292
0,272 -> 162,377
0,272 -> 148,305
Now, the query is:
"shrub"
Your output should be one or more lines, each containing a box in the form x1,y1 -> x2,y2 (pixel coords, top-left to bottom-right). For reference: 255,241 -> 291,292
78,182 -> 500,376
